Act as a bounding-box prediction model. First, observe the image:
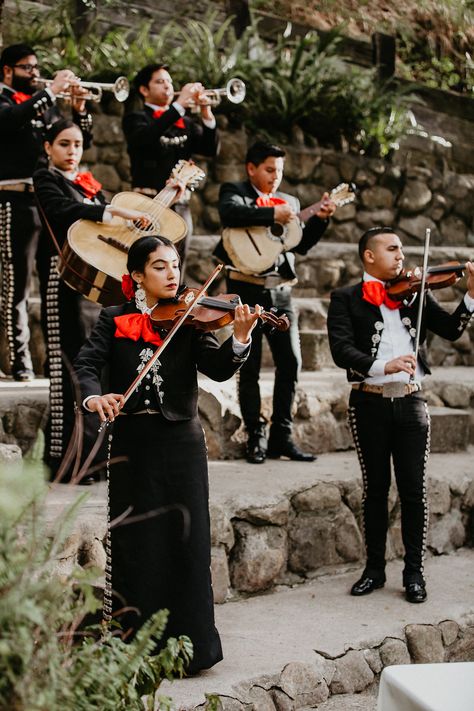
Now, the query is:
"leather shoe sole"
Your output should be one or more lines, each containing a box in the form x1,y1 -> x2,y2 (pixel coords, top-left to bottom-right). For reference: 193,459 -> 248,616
350,576 -> 385,596
405,583 -> 427,603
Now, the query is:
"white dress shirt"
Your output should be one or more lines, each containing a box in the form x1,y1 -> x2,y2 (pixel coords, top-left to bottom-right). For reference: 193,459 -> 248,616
364,272 -> 474,385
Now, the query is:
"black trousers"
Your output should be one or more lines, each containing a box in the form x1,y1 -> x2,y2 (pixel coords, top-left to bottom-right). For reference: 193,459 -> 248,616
0,191 -> 42,374
37,250 -> 102,479
348,389 -> 430,585
226,279 -> 301,436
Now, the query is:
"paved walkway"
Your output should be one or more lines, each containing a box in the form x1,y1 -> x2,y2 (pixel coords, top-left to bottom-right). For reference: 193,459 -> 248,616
160,550 -> 474,709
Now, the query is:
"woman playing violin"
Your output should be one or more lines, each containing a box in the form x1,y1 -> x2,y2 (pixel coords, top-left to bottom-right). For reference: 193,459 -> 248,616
33,119 -> 152,481
74,235 -> 260,673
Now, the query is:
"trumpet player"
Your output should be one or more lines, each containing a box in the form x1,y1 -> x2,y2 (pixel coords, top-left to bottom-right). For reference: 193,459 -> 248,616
123,63 -> 219,267
0,43 -> 93,381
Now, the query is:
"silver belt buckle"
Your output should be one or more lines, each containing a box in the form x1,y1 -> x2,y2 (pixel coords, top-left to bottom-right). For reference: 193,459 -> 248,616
382,382 -> 407,399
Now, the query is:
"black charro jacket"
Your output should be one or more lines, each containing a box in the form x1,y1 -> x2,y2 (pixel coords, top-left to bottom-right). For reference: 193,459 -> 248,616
327,281 -> 473,382
0,86 -> 92,181
214,180 -> 328,277
33,167 -> 106,252
74,302 -> 248,420
122,104 -> 218,192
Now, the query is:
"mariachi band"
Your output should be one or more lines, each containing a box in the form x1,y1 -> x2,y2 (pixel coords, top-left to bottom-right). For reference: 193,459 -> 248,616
1,42 -> 473,673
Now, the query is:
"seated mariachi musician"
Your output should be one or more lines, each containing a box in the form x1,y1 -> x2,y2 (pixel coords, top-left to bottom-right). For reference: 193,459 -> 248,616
0,43 -> 93,382
74,235 -> 259,673
214,140 -> 336,464
122,63 -> 219,264
327,227 -> 474,603
33,119 -> 150,482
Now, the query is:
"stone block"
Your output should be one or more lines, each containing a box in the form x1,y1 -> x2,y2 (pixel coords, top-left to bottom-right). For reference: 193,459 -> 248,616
93,163 -> 121,192
363,648 -> 382,674
218,128 -> 248,165
428,478 -> 451,515
428,509 -> 466,553
0,443 -> 22,463
211,545 -> 230,604
292,483 -> 341,512
278,661 -> 329,706
299,330 -> 333,371
214,163 -> 246,183
230,522 -> 287,593
284,148 -> 320,182
438,620 -> 459,647
90,114 -> 123,145
295,298 -> 328,330
430,407 -> 470,452
354,168 -> 377,187
332,203 -> 356,223
246,687 -> 277,710
238,499 -> 290,526
210,503 -> 234,549
405,624 -> 445,663
398,215 -> 438,244
360,186 -> 393,210
445,627 -> 474,662
379,638 -> 411,667
399,181 -> 432,214
440,214 -> 468,245
355,209 -> 395,231
440,383 -> 472,409
288,505 -> 363,573
330,650 -> 374,695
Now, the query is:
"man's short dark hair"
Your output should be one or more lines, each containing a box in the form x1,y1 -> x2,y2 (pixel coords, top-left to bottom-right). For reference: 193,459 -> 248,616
0,44 -> 36,77
358,226 -> 397,261
245,140 -> 285,167
133,63 -> 169,93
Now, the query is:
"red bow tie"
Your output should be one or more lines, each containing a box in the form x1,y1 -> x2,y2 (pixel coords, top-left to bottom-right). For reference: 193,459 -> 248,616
255,195 -> 288,208
73,171 -> 102,199
114,313 -> 164,347
362,280 -> 401,310
152,107 -> 185,129
12,91 -> 31,104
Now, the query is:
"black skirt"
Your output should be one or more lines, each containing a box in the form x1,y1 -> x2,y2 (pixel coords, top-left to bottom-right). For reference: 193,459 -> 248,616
108,413 -> 222,673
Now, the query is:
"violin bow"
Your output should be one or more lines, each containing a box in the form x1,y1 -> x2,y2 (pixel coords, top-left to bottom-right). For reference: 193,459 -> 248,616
410,227 -> 431,384
98,263 -> 223,431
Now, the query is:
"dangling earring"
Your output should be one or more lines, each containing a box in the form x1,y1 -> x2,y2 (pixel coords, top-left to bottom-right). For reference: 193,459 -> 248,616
135,283 -> 148,313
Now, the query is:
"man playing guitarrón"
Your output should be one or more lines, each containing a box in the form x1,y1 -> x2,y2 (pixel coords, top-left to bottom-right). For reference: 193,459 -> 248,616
215,140 -> 336,464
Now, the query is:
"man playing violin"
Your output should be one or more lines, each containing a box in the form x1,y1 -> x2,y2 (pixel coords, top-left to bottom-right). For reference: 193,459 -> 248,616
327,227 -> 474,603
215,140 -> 336,464
0,43 -> 92,381
122,64 -> 219,264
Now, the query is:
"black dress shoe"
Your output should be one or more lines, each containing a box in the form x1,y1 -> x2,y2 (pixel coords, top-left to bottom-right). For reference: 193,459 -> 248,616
13,369 -> 34,382
350,575 -> 385,596
246,427 -> 267,464
405,582 -> 427,603
267,439 -> 316,462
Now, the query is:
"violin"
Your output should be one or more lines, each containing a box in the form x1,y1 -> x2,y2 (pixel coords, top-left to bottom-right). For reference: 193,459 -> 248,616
149,287 -> 290,332
386,261 -> 469,301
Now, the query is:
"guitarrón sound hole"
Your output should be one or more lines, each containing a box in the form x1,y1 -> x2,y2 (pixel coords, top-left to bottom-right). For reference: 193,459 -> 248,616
270,223 -> 284,237
133,219 -> 160,234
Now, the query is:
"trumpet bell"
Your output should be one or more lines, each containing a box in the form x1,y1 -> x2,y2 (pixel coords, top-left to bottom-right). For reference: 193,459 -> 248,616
225,78 -> 246,104
113,76 -> 130,103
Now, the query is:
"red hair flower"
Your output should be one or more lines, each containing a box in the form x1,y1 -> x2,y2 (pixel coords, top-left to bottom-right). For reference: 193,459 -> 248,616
121,274 -> 135,300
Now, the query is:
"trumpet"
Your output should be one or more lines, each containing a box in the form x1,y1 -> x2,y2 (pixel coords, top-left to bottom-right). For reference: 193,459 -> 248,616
175,77 -> 246,110
33,75 -> 130,103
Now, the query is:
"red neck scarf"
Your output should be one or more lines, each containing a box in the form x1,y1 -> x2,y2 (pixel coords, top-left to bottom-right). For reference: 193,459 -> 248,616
12,91 -> 31,104
362,280 -> 401,310
255,195 -> 287,208
152,107 -> 185,129
114,313 -> 163,347
73,171 -> 102,199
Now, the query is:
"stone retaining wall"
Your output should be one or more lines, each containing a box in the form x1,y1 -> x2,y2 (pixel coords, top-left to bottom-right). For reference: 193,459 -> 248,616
81,104 -> 474,250
202,620 -> 474,710
46,468 -> 474,601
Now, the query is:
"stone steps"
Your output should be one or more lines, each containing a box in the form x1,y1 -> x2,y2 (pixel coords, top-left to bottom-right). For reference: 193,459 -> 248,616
42,447 -> 474,602
2,367 -> 474,457
157,549 -> 474,710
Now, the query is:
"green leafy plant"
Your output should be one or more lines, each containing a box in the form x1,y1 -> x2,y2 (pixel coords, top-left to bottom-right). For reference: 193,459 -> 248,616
0,462 -> 192,711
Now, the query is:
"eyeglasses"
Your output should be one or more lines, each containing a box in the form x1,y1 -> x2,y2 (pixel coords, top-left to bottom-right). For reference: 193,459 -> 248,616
13,64 -> 40,73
